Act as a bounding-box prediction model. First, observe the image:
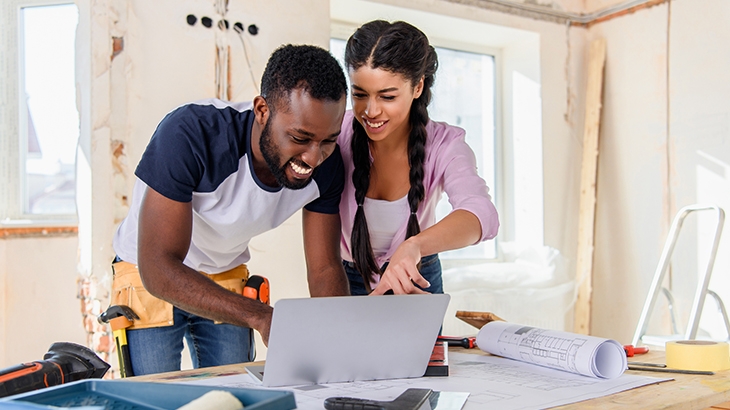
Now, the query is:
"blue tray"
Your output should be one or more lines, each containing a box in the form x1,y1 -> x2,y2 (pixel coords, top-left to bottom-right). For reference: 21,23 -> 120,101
0,379 -> 295,410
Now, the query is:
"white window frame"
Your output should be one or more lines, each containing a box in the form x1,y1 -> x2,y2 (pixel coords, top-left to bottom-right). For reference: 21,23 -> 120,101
1,0 -> 79,227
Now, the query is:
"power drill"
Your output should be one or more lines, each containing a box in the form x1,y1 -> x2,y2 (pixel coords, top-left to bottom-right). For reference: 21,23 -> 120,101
0,342 -> 110,398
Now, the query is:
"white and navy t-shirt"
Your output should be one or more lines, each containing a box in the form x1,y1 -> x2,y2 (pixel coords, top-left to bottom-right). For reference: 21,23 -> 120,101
112,99 -> 344,274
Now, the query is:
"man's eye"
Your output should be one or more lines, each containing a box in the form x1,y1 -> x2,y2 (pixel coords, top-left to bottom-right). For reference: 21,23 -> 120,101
291,136 -> 306,143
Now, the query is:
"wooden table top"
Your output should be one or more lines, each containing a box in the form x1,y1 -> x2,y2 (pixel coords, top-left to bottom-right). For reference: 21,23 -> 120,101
130,349 -> 730,409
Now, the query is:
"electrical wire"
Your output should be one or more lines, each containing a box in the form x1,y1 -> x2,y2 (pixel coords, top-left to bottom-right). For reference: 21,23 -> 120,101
232,25 -> 259,98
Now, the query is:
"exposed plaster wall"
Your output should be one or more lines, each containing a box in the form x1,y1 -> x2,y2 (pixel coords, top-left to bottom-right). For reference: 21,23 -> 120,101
590,0 -> 730,343
589,5 -> 669,342
660,0 -> 730,341
0,240 -> 6,366
0,236 -> 86,366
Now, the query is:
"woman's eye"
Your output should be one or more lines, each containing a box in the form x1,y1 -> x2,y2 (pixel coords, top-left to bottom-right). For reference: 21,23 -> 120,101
352,93 -> 366,99
381,95 -> 395,101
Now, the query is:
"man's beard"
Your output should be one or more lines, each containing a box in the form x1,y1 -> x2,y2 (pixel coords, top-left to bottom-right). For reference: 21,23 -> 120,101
259,119 -> 312,190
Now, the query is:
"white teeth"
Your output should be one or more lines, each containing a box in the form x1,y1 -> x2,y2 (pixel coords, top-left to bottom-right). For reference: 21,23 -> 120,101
365,120 -> 385,128
290,161 -> 312,176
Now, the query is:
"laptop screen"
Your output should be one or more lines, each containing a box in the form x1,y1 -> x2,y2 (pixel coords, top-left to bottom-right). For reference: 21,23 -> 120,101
259,294 -> 450,387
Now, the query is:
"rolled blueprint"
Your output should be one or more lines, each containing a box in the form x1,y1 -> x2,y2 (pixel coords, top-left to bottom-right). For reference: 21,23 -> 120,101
476,321 -> 627,379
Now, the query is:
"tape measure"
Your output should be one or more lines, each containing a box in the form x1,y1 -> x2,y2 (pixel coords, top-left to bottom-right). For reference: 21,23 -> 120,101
666,340 -> 730,372
243,275 -> 270,305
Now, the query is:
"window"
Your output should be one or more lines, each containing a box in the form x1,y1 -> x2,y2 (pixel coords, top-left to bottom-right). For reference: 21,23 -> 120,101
330,38 -> 498,261
1,1 -> 79,224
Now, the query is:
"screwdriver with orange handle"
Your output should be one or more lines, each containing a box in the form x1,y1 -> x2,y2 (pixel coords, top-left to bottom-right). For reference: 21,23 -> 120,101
623,344 -> 649,357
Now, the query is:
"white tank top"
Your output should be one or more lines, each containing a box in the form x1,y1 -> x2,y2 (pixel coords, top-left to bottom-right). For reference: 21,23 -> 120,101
363,195 -> 410,258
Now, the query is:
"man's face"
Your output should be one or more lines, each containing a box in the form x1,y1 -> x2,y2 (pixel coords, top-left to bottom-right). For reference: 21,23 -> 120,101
259,89 -> 346,189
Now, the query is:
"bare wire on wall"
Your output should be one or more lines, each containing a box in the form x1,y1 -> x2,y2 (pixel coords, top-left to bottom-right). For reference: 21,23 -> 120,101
214,0 -> 230,99
233,25 -> 260,99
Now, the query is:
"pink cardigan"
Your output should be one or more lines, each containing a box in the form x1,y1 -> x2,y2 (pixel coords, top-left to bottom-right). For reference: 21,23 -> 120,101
339,110 -> 500,266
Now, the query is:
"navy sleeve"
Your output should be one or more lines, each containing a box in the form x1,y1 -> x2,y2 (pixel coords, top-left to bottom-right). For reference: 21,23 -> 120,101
135,104 -> 247,202
304,145 -> 345,214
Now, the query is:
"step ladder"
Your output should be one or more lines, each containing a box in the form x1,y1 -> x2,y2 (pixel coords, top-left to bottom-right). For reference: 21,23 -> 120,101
632,204 -> 727,347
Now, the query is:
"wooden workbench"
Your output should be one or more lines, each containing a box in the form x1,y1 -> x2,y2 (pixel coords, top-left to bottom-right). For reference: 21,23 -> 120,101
131,349 -> 730,409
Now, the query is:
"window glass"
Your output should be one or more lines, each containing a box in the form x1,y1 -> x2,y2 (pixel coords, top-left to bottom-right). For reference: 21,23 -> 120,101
430,47 -> 496,260
21,4 -> 79,215
330,38 -> 497,260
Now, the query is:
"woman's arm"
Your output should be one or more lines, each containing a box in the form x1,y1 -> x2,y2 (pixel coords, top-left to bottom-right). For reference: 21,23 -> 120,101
372,126 -> 499,295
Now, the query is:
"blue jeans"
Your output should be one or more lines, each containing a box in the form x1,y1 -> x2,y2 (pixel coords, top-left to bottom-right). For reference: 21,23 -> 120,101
126,306 -> 254,376
343,254 -> 444,295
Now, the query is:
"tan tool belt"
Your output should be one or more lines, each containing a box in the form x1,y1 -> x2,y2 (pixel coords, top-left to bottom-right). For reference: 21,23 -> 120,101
111,261 -> 249,330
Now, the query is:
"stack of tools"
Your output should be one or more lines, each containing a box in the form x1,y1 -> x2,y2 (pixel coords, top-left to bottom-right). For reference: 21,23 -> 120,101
423,341 -> 448,377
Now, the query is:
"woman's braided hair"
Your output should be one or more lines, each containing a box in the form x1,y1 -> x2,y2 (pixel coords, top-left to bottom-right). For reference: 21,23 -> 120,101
344,20 -> 438,292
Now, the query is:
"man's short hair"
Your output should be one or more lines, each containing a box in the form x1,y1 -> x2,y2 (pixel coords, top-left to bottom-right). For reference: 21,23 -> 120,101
260,44 -> 347,113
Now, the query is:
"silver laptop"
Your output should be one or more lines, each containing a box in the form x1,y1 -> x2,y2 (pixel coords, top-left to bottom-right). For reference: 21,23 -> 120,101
247,293 -> 450,387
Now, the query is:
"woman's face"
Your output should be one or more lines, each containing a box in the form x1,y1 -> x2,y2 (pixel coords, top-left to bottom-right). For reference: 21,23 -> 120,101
348,65 -> 423,143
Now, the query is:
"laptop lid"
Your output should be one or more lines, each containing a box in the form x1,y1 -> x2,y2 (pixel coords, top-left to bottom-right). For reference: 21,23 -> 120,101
259,293 -> 450,387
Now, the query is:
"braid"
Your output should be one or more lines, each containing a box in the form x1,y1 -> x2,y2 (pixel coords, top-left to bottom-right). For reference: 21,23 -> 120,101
350,118 -> 380,292
406,104 -> 427,239
406,46 -> 437,240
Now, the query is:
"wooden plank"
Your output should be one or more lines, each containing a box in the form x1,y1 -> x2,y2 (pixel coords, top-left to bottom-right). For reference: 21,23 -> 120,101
573,38 -> 607,335
455,311 -> 505,330
0,226 -> 77,239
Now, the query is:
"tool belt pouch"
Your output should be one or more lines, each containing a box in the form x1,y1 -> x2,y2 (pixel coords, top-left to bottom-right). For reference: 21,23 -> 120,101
111,262 -> 249,329
111,261 -> 172,330
205,265 -> 249,324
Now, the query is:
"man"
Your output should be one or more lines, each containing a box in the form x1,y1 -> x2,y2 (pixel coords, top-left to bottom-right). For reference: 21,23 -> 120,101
110,44 -> 349,376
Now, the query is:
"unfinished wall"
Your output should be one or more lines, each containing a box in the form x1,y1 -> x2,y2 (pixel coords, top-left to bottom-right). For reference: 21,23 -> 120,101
591,0 -> 730,343
0,240 -> 5,366
668,0 -> 730,341
0,235 -> 86,366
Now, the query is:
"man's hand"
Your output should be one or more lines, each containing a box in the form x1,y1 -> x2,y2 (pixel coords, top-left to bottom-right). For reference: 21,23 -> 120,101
371,239 -> 429,295
251,307 -> 273,346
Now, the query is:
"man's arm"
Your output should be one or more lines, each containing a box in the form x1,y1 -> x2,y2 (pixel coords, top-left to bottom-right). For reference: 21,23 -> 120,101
302,210 -> 350,296
137,186 -> 274,344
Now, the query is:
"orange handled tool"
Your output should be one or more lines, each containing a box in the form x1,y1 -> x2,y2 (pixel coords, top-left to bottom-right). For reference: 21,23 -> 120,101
243,275 -> 270,305
624,344 -> 649,357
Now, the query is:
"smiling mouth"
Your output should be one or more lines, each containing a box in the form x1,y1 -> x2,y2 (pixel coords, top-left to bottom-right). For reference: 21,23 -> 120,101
365,119 -> 385,128
289,160 -> 313,177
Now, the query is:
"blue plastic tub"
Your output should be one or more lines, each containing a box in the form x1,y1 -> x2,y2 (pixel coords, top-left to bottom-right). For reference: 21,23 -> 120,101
0,379 -> 296,410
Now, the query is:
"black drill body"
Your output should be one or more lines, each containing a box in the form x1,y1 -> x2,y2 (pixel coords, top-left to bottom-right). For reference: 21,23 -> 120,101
0,342 -> 109,398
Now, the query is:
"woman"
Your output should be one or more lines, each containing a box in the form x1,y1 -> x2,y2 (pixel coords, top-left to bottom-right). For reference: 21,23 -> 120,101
339,20 -> 500,296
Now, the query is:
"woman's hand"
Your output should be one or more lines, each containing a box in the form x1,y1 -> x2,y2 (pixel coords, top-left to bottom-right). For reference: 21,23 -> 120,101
371,239 -> 430,295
